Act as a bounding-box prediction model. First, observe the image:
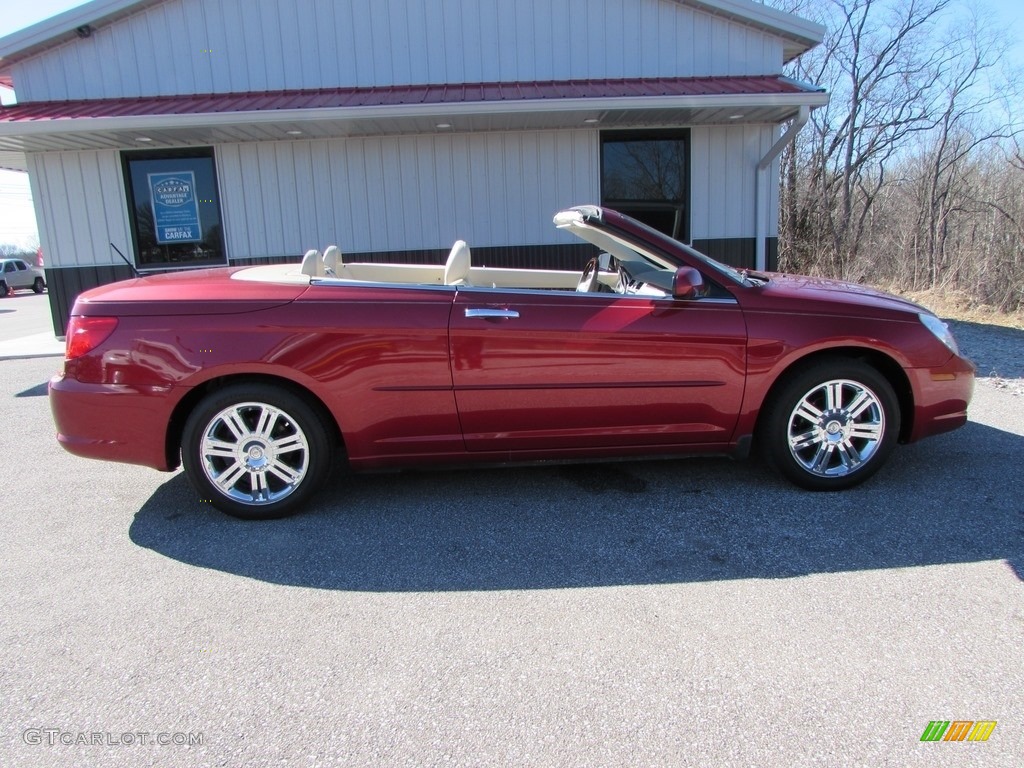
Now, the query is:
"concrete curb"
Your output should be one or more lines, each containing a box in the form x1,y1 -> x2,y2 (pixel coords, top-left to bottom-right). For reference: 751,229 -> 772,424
0,332 -> 65,361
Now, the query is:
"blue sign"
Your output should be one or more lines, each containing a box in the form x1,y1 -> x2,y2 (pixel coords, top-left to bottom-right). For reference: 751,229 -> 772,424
149,171 -> 202,244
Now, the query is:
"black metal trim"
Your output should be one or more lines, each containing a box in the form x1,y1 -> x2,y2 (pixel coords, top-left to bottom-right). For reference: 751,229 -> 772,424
691,237 -> 779,271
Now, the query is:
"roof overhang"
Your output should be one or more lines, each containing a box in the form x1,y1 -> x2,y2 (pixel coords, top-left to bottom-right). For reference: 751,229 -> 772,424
0,0 -> 163,71
0,77 -> 828,152
682,0 -> 824,62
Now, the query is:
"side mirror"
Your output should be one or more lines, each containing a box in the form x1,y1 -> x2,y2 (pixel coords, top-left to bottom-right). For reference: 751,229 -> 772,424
672,266 -> 704,300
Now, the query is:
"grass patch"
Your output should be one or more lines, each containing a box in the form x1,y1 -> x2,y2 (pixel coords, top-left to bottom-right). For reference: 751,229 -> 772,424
886,287 -> 1024,330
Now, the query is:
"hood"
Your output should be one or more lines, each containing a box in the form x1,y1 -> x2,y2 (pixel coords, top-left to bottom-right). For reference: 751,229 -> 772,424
751,273 -> 930,317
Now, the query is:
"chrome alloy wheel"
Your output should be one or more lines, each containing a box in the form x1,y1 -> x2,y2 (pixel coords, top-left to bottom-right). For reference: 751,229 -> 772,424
199,401 -> 310,505
786,379 -> 885,478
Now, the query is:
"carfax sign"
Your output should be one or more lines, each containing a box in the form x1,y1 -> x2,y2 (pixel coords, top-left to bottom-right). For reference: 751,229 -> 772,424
148,171 -> 202,244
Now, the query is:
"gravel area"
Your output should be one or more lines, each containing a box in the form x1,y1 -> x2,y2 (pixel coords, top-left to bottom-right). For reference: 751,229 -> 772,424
946,319 -> 1024,395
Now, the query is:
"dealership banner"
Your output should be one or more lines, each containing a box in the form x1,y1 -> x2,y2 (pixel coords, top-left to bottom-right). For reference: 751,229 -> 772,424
148,171 -> 202,244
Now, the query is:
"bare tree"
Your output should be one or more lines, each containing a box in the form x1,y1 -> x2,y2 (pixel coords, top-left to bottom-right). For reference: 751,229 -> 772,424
778,0 -> 956,276
768,0 -> 1024,311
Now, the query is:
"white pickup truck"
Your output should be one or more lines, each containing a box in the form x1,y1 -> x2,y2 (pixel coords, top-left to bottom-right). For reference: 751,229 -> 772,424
0,258 -> 45,295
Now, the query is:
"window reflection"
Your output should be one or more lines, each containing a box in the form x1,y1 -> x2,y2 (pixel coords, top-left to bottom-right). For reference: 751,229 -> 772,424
601,131 -> 689,242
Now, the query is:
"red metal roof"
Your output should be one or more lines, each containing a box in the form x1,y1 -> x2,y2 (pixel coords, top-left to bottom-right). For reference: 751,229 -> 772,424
0,76 -> 819,122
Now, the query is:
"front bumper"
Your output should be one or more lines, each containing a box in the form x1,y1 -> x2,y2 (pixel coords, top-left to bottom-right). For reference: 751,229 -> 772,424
905,353 -> 976,442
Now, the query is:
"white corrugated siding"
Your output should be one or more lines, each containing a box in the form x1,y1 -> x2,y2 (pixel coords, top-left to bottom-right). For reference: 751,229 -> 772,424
26,126 -> 778,266
690,124 -> 779,239
28,150 -> 131,268
11,0 -> 783,101
216,130 -> 599,257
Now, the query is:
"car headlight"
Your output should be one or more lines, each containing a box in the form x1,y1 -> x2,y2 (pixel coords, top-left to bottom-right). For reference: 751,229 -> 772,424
919,313 -> 959,355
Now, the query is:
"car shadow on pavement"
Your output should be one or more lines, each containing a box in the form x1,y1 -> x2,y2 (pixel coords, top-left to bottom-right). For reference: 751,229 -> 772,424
15,382 -> 49,397
129,420 -> 1024,592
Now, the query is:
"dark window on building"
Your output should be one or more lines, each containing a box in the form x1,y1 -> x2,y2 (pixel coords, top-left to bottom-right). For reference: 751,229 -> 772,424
601,129 -> 690,242
121,148 -> 227,270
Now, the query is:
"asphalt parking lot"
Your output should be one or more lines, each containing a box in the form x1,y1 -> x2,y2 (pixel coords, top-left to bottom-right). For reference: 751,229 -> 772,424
1,297 -> 1021,767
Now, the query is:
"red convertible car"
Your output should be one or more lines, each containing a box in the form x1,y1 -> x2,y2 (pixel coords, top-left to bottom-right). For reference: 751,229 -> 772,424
50,206 -> 974,519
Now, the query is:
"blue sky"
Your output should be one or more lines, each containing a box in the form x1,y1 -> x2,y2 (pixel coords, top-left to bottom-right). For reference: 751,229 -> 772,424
2,1 -> 89,38
0,0 -> 1021,248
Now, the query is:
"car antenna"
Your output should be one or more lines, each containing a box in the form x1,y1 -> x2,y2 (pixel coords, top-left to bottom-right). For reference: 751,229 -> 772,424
109,242 -> 140,278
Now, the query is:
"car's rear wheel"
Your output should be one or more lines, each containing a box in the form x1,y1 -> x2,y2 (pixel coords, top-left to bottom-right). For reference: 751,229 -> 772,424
181,384 -> 333,519
760,359 -> 900,490
32,277 -> 45,293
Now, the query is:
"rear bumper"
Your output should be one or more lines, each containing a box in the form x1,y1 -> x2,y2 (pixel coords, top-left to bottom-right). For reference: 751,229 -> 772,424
49,373 -> 180,471
905,353 -> 976,442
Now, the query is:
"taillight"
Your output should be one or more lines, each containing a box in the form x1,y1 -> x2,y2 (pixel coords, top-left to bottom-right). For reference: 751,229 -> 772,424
66,316 -> 119,359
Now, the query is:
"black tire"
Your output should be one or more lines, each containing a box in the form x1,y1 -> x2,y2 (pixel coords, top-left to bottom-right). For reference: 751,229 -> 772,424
32,277 -> 45,293
181,383 -> 334,519
0,280 -> 8,297
759,359 -> 900,491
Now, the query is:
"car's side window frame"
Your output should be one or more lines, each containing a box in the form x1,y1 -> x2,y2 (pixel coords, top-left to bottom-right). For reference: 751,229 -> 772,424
452,278 -> 738,304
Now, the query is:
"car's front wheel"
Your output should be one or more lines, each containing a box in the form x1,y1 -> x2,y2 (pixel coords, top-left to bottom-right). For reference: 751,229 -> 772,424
0,280 -> 8,297
181,383 -> 334,519
760,359 -> 900,491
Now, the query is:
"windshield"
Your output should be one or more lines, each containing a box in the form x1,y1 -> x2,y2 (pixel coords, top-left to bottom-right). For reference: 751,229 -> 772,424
555,206 -> 749,287
610,212 -> 749,285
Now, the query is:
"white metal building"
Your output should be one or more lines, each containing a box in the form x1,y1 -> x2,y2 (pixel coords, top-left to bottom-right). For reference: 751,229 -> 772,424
0,0 -> 826,333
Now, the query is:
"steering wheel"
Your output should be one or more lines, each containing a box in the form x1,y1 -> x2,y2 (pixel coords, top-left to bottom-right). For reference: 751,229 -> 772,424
576,257 -> 601,293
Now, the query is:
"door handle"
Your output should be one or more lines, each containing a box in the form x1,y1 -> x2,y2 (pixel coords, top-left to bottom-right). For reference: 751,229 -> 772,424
464,308 -> 520,319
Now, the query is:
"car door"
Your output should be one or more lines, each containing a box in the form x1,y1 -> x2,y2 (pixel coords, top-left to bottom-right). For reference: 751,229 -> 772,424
12,260 -> 33,289
449,286 -> 747,452
2,261 -> 21,289
291,282 -> 465,464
